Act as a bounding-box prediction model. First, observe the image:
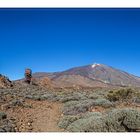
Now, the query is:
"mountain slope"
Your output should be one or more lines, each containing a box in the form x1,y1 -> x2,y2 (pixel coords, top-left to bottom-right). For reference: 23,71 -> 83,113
32,63 -> 140,87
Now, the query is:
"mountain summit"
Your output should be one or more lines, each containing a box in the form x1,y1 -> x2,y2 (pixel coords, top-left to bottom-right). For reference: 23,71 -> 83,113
32,63 -> 140,88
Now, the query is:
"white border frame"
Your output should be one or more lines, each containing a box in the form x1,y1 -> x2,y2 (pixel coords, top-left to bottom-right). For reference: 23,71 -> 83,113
0,0 -> 140,140
0,0 -> 140,8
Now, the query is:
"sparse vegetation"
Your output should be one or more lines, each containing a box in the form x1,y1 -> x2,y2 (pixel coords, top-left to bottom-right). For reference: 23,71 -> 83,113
106,108 -> 140,132
0,112 -> 7,120
66,108 -> 140,132
0,112 -> 16,132
58,115 -> 81,129
57,88 -> 140,132
107,88 -> 135,102
1,84 -> 140,132
63,98 -> 113,115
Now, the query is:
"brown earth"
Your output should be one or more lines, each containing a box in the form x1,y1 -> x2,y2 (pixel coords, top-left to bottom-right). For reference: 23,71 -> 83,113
4,100 -> 63,132
0,74 -> 13,88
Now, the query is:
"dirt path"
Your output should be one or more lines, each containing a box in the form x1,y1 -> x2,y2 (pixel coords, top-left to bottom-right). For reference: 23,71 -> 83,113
6,100 -> 63,132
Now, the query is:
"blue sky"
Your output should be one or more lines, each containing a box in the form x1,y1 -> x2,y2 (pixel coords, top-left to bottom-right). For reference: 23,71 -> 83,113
0,8 -> 140,80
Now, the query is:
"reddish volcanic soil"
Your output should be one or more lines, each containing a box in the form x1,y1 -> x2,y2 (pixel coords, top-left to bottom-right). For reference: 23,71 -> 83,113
3,99 -> 63,132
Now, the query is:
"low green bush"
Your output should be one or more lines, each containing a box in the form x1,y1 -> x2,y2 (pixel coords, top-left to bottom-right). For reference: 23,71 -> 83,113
63,98 -> 113,115
0,118 -> 16,132
67,112 -> 106,132
0,112 -> 7,120
9,99 -> 25,106
58,115 -> 81,129
86,94 -> 100,100
107,88 -> 134,102
56,92 -> 87,103
106,108 -> 140,132
81,112 -> 102,119
93,98 -> 114,108
63,99 -> 93,115
65,108 -> 140,132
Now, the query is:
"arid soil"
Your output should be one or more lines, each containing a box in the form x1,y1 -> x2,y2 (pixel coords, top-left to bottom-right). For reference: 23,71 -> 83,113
1,85 -> 140,132
1,99 -> 63,132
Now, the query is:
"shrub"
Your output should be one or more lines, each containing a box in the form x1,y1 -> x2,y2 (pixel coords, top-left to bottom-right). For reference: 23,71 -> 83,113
106,108 -> 140,132
63,99 -> 94,115
132,97 -> 140,103
41,93 -> 57,101
66,108 -> 140,132
0,118 -> 16,132
81,112 -> 102,119
25,95 -> 33,99
0,112 -> 7,120
67,112 -> 106,132
93,98 -> 114,108
109,90 -> 113,93
9,99 -> 25,106
86,94 -> 100,100
58,115 -> 81,129
64,100 -> 80,108
107,88 -> 134,102
63,98 -> 113,115
132,91 -> 140,103
56,92 -> 87,103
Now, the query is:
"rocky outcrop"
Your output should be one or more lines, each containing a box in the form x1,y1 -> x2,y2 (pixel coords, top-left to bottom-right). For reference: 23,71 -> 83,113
39,77 -> 53,88
0,74 -> 13,88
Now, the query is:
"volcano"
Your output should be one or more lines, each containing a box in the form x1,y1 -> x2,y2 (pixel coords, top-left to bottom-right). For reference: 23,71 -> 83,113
32,63 -> 140,88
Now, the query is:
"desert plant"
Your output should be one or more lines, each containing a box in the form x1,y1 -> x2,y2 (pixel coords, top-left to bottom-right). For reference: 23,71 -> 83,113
81,112 -> 102,119
66,108 -> 140,132
0,112 -> 7,120
58,115 -> 81,129
67,112 -> 106,132
63,98 -> 113,115
86,94 -> 100,100
106,108 -> 140,132
9,99 -> 25,106
63,99 -> 93,115
56,92 -> 87,103
0,118 -> 16,132
107,88 -> 134,102
41,93 -> 57,101
132,97 -> 140,103
93,98 -> 114,108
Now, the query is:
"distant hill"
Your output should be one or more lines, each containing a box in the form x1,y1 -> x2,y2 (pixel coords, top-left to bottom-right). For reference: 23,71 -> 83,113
32,63 -> 140,88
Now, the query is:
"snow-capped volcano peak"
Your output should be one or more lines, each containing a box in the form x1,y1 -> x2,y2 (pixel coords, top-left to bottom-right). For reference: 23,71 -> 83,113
91,63 -> 101,68
32,63 -> 140,87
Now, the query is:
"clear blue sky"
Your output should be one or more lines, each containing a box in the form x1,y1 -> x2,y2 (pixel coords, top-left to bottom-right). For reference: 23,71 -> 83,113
0,8 -> 140,80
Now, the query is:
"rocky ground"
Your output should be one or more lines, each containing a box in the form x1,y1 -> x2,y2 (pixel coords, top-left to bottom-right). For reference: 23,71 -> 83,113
0,86 -> 63,132
0,83 -> 140,132
5,100 -> 63,132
